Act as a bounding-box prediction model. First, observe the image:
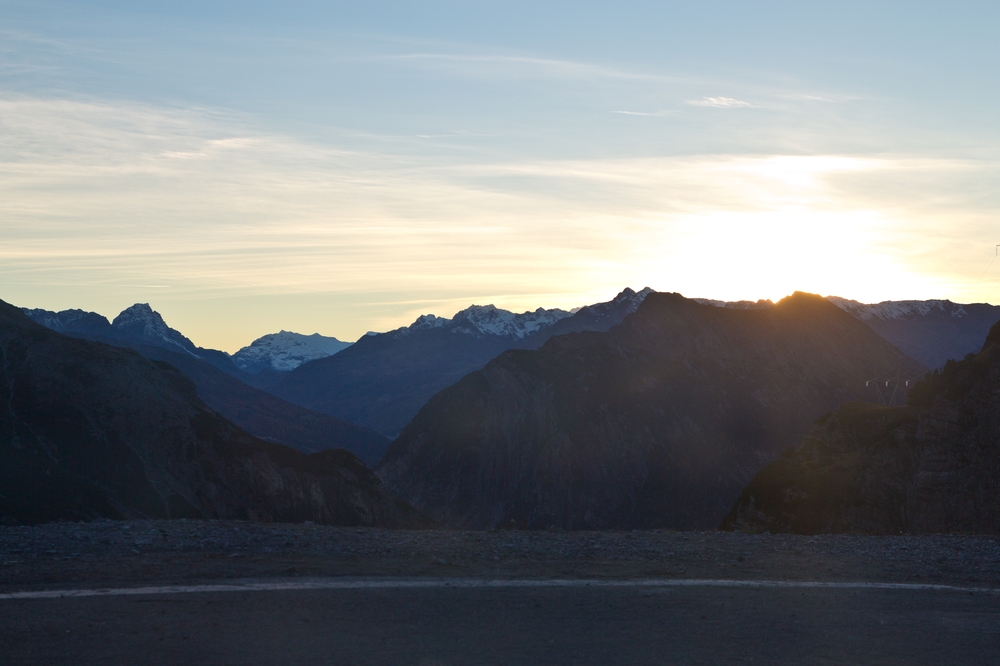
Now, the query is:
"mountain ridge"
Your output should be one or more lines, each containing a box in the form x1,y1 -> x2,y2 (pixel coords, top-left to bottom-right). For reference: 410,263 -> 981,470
376,292 -> 926,530
21,305 -> 389,463
0,299 -> 428,527
270,288 -> 653,436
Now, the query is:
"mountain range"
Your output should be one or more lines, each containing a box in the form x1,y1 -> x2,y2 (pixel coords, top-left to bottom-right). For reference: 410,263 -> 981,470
0,299 -> 428,527
21,305 -> 389,464
376,292 -> 927,530
269,288 -> 653,436
827,297 -> 1000,369
23,303 -> 240,375
13,287 -> 1000,532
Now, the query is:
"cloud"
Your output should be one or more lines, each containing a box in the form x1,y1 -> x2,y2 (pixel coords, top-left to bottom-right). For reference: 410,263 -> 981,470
687,96 -> 753,108
1,95 -> 996,348
382,53 -> 676,82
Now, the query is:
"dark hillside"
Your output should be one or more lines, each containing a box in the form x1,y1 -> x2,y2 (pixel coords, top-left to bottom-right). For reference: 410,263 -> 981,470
273,324 -> 518,438
110,345 -> 390,466
378,292 -> 926,530
271,289 -> 651,437
0,299 -> 427,528
723,321 -> 1000,535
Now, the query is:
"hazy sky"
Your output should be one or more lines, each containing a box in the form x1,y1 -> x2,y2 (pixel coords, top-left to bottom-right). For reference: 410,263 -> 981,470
3,1 -> 1000,351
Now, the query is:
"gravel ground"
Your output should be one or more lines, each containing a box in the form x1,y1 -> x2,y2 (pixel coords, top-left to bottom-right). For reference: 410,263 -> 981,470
2,520 -> 999,591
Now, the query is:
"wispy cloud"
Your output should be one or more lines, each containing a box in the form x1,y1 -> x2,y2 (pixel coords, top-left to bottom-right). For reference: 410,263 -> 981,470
1,95 -> 996,348
687,96 -> 753,108
382,52 -> 677,82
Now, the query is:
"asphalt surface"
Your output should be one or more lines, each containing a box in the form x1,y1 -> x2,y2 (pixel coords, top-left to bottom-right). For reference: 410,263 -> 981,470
4,522 -> 1000,664
4,578 -> 1000,665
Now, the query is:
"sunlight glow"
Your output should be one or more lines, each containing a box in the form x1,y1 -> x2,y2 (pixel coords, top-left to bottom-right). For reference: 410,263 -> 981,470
0,98 -> 996,350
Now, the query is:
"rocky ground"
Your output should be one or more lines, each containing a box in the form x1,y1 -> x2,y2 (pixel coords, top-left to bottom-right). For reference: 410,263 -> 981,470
3,520 -> 999,590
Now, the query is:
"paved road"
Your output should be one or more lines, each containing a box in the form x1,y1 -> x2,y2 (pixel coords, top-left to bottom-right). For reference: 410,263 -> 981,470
4,578 -> 999,665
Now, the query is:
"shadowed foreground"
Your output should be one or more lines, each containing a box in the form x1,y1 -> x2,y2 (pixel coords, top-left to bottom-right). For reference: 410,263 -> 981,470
3,522 -> 1000,665
4,580 -> 999,665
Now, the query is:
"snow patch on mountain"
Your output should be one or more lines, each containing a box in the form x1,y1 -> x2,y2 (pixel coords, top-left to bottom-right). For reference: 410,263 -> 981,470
452,305 -> 573,338
233,331 -> 352,373
111,304 -> 198,355
601,286 -> 654,313
827,297 -> 967,321
22,308 -> 111,334
391,305 -> 573,340
409,314 -> 449,331
554,287 -> 655,327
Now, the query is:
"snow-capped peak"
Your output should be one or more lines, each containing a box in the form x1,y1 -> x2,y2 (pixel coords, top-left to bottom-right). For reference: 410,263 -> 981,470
111,304 -> 197,355
409,314 -> 450,331
232,331 -> 352,373
615,287 -> 655,312
827,297 -> 966,321
451,304 -> 572,339
565,287 -> 656,322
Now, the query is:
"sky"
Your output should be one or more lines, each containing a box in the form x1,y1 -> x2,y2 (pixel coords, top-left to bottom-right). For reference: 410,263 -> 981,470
2,1 -> 1000,351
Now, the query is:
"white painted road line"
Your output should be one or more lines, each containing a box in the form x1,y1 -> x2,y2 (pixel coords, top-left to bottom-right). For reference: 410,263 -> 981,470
2,578 -> 999,600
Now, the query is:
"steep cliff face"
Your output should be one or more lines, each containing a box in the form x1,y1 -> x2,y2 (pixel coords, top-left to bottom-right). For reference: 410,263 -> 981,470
378,292 -> 926,530
723,322 -> 1000,535
0,299 -> 428,528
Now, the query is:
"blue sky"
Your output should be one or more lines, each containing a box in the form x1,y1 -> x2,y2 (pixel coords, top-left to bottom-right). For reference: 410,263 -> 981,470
3,1 -> 999,350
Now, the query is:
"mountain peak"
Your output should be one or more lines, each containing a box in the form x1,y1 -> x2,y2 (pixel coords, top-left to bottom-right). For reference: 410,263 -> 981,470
111,303 -> 197,355
232,330 -> 351,373
409,313 -> 450,331
451,304 -> 572,338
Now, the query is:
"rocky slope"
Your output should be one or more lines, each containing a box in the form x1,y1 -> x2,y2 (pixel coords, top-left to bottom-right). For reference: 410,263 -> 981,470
722,321 -> 1000,535
377,292 -> 926,531
271,289 -> 651,437
0,299 -> 427,528
232,331 -> 352,374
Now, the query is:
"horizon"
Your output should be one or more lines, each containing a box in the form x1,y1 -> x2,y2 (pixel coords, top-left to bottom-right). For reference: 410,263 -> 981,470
15,287 -> 995,354
3,1 -> 1000,351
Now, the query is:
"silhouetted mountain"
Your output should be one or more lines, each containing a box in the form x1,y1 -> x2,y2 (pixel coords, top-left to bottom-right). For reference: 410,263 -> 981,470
520,287 -> 653,349
111,303 -> 199,354
722,321 -> 1000,535
0,299 -> 428,527
21,306 -> 388,465
232,331 -> 352,373
377,292 -> 926,530
272,289 -> 651,437
23,304 -> 242,376
827,297 -> 1000,369
21,308 -> 114,337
